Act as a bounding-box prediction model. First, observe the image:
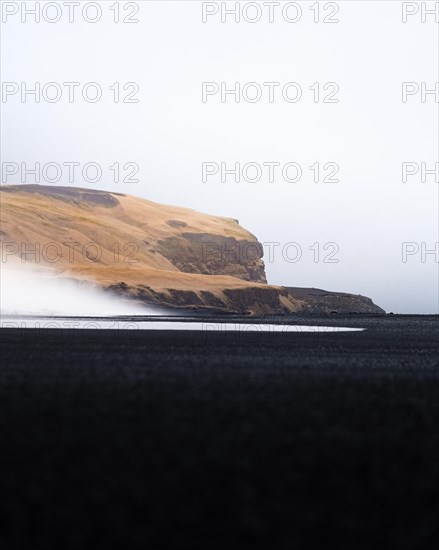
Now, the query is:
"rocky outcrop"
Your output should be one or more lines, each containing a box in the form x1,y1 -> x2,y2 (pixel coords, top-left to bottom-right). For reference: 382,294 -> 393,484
107,282 -> 299,315
286,287 -> 385,315
157,233 -> 266,283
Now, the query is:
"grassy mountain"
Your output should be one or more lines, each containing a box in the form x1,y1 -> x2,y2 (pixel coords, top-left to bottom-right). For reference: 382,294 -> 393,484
0,185 -> 384,315
0,185 -> 300,314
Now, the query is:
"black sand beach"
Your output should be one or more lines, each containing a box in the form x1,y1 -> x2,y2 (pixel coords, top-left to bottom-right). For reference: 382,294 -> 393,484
1,315 -> 438,549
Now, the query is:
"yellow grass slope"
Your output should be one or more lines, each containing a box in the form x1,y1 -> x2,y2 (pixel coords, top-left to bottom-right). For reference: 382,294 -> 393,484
0,185 -> 301,314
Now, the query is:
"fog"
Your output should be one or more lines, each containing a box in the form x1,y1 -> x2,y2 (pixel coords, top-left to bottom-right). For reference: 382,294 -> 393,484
0,264 -> 163,316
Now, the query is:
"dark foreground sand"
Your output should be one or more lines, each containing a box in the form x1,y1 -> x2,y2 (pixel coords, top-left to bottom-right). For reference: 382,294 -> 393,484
1,315 -> 438,549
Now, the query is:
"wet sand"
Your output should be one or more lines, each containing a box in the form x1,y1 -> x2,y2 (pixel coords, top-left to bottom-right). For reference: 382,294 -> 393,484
1,315 -> 438,548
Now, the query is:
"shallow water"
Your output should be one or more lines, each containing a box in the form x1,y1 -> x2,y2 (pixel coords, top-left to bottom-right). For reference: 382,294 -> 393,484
1,316 -> 363,332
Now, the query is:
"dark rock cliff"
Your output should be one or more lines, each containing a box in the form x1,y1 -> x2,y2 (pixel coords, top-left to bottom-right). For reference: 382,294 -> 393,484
157,233 -> 266,284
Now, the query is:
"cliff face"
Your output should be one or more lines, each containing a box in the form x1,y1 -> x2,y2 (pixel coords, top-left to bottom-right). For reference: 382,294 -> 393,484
157,233 -> 266,283
0,185 -> 297,314
0,185 -> 385,315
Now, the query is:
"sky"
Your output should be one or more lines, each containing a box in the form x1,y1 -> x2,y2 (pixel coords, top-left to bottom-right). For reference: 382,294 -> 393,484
1,0 -> 438,313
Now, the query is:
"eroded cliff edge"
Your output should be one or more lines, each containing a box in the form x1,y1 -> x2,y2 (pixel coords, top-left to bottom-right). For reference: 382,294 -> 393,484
0,185 -> 384,315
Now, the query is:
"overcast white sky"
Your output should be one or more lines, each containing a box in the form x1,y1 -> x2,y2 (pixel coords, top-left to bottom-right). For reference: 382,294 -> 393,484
1,0 -> 438,313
